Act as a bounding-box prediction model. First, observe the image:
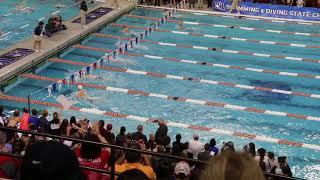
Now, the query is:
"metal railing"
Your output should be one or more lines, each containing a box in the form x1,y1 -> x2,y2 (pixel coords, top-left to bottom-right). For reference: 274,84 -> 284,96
0,127 -> 304,180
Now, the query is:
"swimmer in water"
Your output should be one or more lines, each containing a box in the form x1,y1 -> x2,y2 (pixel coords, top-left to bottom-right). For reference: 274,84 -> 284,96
76,85 -> 88,99
122,25 -> 129,33
178,22 -> 184,30
55,3 -> 65,8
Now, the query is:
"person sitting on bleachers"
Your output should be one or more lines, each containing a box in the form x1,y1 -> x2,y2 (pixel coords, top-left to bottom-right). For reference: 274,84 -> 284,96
115,142 -> 156,179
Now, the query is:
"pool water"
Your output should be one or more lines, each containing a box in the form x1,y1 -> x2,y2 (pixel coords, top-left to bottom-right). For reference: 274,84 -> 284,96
2,7 -> 320,179
0,0 -> 96,50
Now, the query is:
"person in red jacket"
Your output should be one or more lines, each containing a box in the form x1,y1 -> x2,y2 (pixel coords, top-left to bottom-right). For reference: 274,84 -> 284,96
20,108 -> 29,131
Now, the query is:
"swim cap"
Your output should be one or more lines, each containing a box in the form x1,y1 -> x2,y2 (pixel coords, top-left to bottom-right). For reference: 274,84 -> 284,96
78,85 -> 83,90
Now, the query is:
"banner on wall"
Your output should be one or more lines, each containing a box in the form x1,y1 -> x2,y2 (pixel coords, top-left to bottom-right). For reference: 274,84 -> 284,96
213,0 -> 320,21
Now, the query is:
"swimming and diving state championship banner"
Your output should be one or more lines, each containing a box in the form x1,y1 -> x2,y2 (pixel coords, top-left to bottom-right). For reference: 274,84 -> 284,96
213,0 -> 320,21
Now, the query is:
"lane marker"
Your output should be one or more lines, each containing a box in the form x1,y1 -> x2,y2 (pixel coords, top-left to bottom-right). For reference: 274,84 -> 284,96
52,11 -> 60,15
127,15 -> 320,37
93,33 -> 320,64
1,93 -> 319,151
1,32 -> 11,37
19,24 -> 30,29
74,44 -> 320,81
38,17 -> 45,21
49,55 -> 320,101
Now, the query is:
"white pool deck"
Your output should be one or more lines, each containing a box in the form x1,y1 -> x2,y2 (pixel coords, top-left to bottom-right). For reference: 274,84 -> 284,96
0,0 -> 136,84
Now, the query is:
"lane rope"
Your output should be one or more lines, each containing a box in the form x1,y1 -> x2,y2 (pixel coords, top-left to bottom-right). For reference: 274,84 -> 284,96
127,14 -> 320,37
20,73 -> 320,122
93,33 -> 320,64
1,93 -> 319,151
47,58 -> 320,122
74,44 -> 320,82
111,23 -> 320,49
51,53 -> 320,101
139,5 -> 320,26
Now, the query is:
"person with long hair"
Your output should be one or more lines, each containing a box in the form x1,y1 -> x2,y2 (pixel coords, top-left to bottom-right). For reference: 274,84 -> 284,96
201,152 -> 265,180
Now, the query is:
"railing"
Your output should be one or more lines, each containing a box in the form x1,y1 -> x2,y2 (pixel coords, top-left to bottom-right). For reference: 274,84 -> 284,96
0,126 -> 304,180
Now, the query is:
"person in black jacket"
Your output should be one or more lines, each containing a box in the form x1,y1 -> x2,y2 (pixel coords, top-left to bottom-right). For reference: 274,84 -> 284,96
80,0 -> 88,27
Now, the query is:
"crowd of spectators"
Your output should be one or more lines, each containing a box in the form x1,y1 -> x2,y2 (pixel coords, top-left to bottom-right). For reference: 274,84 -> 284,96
0,106 -> 293,179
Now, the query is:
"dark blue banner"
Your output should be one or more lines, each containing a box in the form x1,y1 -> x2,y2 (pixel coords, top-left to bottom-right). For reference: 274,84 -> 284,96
213,0 -> 320,21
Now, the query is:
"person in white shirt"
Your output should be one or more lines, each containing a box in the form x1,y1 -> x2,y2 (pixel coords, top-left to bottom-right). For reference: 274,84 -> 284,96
188,134 -> 204,159
264,152 -> 278,173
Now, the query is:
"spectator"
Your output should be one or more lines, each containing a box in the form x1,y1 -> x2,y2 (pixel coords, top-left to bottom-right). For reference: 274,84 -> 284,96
132,124 -> 147,144
173,134 -> 187,154
33,21 -> 44,52
20,108 -> 29,131
154,0 -> 161,6
221,141 -> 235,152
28,108 -> 40,129
20,141 -> 85,180
264,152 -> 278,173
0,153 -> 20,179
80,119 -> 91,135
198,143 -> 211,161
98,120 -> 107,137
118,169 -> 149,180
115,142 -> 156,179
190,145 -> 210,180
49,112 -> 61,135
207,0 -> 213,8
147,133 -> 157,151
155,119 -> 168,143
197,0 -> 203,8
255,148 -> 266,172
188,134 -> 204,159
276,156 -> 292,177
7,110 -> 20,128
74,132 -> 110,180
60,119 -> 70,136
243,142 -> 256,157
201,152 -> 265,180
126,133 -> 132,145
38,110 -> 49,133
174,161 -> 191,180
80,0 -> 88,28
105,123 -> 115,144
0,131 -> 8,152
165,145 -> 171,154
172,143 -> 182,156
69,116 -> 79,137
0,106 -> 7,126
116,126 -> 127,146
12,138 -> 25,156
209,138 -> 218,156
189,0 -> 195,8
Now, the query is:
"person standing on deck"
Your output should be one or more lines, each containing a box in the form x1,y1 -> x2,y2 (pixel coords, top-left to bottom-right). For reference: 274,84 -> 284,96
198,0 -> 204,8
229,0 -> 241,14
33,21 -> 44,52
80,0 -> 88,28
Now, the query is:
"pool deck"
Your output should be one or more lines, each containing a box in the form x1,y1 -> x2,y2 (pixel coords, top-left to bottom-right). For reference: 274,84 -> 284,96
0,0 -> 136,84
